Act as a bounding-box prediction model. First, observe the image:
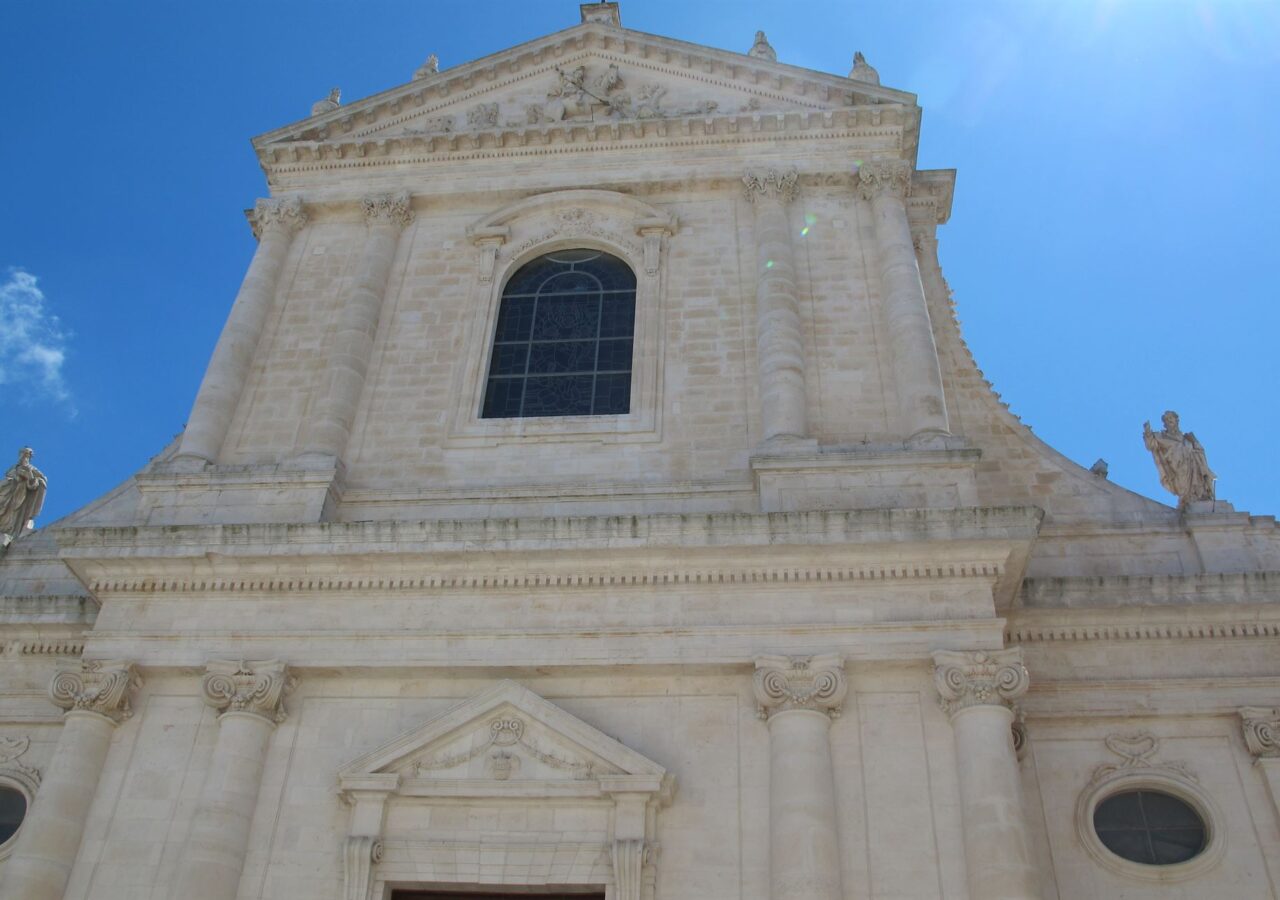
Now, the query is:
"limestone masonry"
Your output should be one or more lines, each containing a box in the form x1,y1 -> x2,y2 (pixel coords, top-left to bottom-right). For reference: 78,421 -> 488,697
1,5 -> 1278,899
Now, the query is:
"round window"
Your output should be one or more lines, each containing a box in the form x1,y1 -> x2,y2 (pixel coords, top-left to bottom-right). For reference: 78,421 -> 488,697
1093,789 -> 1206,865
0,785 -> 26,846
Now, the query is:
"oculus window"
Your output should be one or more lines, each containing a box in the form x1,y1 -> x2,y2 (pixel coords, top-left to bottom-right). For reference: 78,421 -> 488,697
1092,789 -> 1207,866
481,249 -> 635,419
0,786 -> 25,847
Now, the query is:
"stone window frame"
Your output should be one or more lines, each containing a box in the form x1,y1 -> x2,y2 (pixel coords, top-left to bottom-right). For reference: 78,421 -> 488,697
1075,766 -> 1225,883
446,190 -> 676,447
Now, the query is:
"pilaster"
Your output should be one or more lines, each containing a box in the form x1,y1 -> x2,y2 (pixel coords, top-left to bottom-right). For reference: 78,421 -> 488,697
753,654 -> 845,900
933,648 -> 1041,900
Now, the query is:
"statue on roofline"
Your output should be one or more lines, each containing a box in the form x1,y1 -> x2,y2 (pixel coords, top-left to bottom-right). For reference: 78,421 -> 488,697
1143,410 -> 1215,507
310,87 -> 341,117
0,447 -> 47,546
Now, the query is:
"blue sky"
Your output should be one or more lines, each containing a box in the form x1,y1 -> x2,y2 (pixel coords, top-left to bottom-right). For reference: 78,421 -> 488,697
3,0 -> 1278,523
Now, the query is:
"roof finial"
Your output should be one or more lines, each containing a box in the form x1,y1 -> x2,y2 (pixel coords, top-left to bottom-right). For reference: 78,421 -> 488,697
849,51 -> 880,85
580,2 -> 621,27
748,30 -> 777,62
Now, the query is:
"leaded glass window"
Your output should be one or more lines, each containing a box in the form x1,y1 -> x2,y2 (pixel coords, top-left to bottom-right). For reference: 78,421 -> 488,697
481,249 -> 636,419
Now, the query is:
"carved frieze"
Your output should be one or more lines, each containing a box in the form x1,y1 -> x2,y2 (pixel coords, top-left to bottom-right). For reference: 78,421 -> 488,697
1240,707 -> 1280,759
753,654 -> 847,719
362,192 -> 415,230
857,159 -> 913,202
200,659 -> 295,724
247,196 -> 308,241
742,168 -> 799,205
932,648 -> 1029,716
49,659 -> 141,723
1087,732 -> 1195,789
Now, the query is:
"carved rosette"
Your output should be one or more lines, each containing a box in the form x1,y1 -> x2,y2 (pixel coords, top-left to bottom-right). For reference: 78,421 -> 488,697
753,654 -> 847,720
932,648 -> 1029,717
1240,707 -> 1280,759
742,168 -> 799,206
362,192 -> 414,230
200,659 -> 295,724
856,160 -> 913,202
248,196 -> 308,240
49,659 -> 141,724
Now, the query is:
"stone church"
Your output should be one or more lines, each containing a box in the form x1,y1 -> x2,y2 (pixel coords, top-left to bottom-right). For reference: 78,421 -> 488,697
1,4 -> 1278,899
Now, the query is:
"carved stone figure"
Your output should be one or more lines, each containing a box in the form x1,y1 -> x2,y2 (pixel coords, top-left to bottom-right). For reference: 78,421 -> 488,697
466,102 -> 499,128
1089,458 -> 1109,478
310,87 -> 341,117
748,31 -> 777,62
414,53 -> 439,80
1143,410 -> 1215,506
0,447 -> 47,543
542,64 -> 626,121
848,51 -> 880,85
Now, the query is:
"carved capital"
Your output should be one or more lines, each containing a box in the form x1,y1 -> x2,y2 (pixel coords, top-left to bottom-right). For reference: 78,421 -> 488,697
1240,707 -> 1280,759
49,659 -> 141,724
753,654 -> 847,719
910,223 -> 937,253
362,192 -> 414,229
200,659 -> 295,724
248,196 -> 308,240
857,160 -> 913,202
932,648 -> 1029,717
743,168 -> 799,205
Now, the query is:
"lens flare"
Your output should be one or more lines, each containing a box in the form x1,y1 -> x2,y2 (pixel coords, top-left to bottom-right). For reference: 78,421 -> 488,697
765,260 -> 774,269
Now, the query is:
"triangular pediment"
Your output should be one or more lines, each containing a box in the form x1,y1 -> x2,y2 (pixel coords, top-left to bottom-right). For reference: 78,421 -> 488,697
339,680 -> 667,789
256,20 -> 915,151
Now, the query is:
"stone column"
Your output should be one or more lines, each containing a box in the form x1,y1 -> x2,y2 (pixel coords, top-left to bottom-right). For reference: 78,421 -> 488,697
173,660 -> 295,900
0,660 -> 140,900
933,649 -> 1041,900
743,169 -> 807,444
177,197 -> 307,464
296,192 -> 413,463
1240,707 -> 1280,817
753,654 -> 846,900
858,161 -> 950,442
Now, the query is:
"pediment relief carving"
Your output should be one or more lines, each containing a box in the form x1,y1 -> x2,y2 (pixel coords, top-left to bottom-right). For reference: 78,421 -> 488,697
338,680 -> 670,796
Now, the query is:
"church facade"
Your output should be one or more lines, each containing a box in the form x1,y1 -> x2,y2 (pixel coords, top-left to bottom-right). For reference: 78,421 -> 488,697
1,5 -> 1278,899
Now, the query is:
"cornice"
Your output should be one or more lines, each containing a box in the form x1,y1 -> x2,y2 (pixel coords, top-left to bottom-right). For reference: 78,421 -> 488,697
1006,607 -> 1280,645
77,559 -> 1009,597
1018,572 -> 1280,609
56,505 -> 1042,557
258,110 -> 908,178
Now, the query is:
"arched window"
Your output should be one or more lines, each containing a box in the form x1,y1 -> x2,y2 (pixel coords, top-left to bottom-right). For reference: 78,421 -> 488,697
481,249 -> 636,419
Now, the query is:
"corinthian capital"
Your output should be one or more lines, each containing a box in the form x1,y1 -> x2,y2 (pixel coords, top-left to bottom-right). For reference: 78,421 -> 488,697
362,191 -> 415,229
1240,707 -> 1280,759
201,659 -> 296,724
932,648 -> 1029,717
753,654 -> 847,719
49,659 -> 142,724
856,160 -> 913,202
248,196 -> 308,240
743,168 -> 799,205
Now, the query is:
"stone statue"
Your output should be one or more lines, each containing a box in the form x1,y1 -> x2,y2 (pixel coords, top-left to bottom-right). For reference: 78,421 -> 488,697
748,31 -> 777,62
849,51 -> 880,85
1089,458 -> 1109,479
310,88 -> 341,117
0,447 -> 47,544
1143,411 -> 1215,506
414,54 -> 439,80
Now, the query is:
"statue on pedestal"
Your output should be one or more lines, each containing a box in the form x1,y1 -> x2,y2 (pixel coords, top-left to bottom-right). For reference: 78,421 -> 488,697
0,447 -> 47,545
1143,411 -> 1215,506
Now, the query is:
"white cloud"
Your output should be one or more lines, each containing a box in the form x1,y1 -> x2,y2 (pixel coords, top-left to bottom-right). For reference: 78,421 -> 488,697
0,268 -> 73,408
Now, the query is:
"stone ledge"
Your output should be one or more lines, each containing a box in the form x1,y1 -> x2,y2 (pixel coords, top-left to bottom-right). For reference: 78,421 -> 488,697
1019,571 -> 1280,609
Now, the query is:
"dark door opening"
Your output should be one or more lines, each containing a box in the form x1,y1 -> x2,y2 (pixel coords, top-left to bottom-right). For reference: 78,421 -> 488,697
391,892 -> 605,900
